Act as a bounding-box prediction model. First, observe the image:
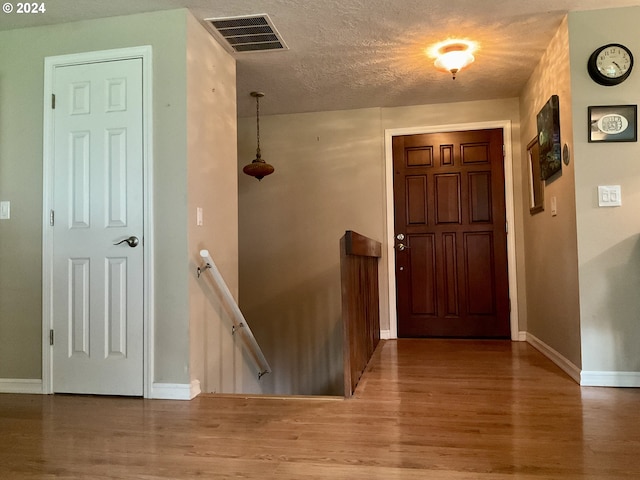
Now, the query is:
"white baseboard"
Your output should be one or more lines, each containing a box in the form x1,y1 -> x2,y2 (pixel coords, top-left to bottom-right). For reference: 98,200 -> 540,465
580,371 -> 640,387
191,379 -> 201,398
0,378 -> 43,394
525,332 -> 581,384
0,379 -> 206,398
381,330 -> 525,341
151,380 -> 201,400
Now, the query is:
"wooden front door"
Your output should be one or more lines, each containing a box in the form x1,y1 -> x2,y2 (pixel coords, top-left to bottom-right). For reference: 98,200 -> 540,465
392,129 -> 510,338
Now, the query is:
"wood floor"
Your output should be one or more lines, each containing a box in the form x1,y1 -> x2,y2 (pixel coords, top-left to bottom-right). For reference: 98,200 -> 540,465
1,339 -> 639,479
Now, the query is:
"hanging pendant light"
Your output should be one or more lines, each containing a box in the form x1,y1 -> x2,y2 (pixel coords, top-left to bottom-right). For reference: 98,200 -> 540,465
243,91 -> 274,181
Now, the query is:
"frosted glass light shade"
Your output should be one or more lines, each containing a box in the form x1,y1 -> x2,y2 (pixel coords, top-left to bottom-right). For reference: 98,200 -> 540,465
433,42 -> 475,79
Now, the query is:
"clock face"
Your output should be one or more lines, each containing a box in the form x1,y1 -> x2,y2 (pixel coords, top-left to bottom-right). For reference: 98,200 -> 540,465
588,43 -> 634,86
597,45 -> 632,78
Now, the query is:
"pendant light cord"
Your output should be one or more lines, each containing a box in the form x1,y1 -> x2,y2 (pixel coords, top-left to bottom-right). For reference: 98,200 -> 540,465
255,94 -> 261,158
243,91 -> 273,180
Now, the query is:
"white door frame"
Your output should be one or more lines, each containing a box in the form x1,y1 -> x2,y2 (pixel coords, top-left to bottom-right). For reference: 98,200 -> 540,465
42,46 -> 154,397
384,120 -> 520,341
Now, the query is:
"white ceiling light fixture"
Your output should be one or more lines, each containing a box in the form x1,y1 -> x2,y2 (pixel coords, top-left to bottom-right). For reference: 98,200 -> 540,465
432,40 -> 477,79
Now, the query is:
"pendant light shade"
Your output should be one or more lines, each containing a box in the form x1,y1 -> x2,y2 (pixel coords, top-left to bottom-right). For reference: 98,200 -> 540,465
243,91 -> 274,181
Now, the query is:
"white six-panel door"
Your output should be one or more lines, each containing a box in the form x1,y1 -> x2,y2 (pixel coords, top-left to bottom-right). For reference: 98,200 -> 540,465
51,58 -> 144,395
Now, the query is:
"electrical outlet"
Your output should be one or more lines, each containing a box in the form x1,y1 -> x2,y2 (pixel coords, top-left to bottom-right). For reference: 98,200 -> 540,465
598,186 -> 622,207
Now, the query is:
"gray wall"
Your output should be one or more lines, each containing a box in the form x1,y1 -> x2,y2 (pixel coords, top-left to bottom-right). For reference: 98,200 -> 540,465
569,7 -> 640,374
0,9 -> 241,388
0,9 -> 184,382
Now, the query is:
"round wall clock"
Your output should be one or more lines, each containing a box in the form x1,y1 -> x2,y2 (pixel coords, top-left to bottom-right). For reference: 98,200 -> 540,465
587,43 -> 634,86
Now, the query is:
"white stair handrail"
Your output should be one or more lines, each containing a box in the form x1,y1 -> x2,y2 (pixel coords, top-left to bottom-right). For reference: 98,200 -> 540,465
198,249 -> 271,379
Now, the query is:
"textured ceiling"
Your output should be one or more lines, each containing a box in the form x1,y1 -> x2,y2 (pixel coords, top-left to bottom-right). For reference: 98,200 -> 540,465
1,0 -> 638,116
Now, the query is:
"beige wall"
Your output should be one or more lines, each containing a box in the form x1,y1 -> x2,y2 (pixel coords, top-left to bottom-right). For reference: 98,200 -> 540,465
6,5 -> 636,395
238,98 -> 524,395
238,108 -> 383,395
185,13 -> 255,393
518,16 -> 582,367
569,7 -> 640,373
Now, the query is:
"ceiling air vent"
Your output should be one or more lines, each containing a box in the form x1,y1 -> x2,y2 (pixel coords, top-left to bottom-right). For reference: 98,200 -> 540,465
205,14 -> 288,53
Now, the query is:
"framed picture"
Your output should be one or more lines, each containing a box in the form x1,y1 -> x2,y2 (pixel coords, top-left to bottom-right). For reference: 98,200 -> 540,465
588,105 -> 637,142
527,136 -> 544,215
536,95 -> 562,180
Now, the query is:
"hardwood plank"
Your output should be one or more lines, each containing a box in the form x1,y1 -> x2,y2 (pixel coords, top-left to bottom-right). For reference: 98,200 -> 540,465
1,340 -> 639,479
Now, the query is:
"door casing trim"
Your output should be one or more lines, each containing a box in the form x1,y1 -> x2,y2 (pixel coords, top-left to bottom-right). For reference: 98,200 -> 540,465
42,46 -> 154,397
384,121 -> 519,341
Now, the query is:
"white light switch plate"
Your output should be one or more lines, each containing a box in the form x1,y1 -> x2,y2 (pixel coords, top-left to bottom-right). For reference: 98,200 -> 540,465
0,201 -> 10,219
598,185 -> 622,207
196,207 -> 203,226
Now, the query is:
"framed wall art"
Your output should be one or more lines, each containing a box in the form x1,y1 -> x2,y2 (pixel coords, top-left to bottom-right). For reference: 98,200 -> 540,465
527,136 -> 544,214
536,95 -> 562,180
588,104 -> 637,142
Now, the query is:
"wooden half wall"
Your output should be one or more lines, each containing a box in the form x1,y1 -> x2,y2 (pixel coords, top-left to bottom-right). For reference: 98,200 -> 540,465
340,230 -> 382,397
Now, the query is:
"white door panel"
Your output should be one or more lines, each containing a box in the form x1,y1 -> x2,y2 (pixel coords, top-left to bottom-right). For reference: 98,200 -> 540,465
52,59 -> 144,395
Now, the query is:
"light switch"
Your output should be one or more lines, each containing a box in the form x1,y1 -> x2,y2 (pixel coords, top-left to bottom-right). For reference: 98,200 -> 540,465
551,196 -> 557,216
196,207 -> 203,226
598,185 -> 622,207
0,201 -> 10,220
